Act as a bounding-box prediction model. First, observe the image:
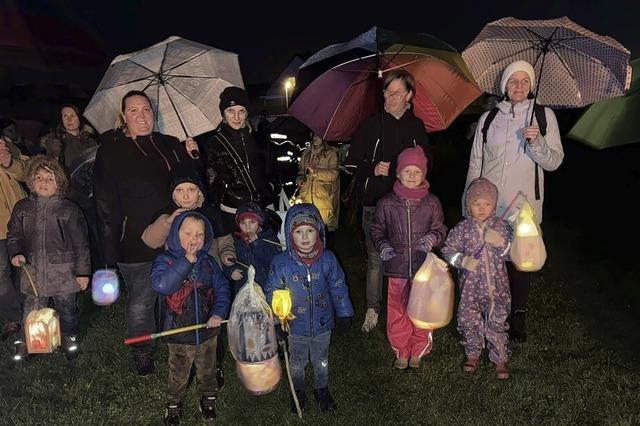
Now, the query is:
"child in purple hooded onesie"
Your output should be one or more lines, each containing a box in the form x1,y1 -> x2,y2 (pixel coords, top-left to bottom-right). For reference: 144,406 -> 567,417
441,177 -> 512,379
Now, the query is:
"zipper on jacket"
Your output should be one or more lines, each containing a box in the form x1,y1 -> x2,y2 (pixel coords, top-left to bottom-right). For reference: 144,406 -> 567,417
191,267 -> 200,346
406,200 -> 412,277
363,138 -> 381,194
306,265 -> 314,337
120,216 -> 127,242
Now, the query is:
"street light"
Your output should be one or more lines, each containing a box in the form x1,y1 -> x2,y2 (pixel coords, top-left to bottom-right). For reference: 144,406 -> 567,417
284,77 -> 296,109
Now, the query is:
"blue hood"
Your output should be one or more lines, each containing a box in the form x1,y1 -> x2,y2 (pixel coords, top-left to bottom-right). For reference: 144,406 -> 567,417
284,203 -> 325,258
166,211 -> 215,258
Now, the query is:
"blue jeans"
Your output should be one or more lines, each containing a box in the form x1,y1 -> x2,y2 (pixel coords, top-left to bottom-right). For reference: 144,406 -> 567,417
118,262 -> 157,354
22,293 -> 78,336
362,206 -> 384,311
288,331 -> 331,391
0,239 -> 21,322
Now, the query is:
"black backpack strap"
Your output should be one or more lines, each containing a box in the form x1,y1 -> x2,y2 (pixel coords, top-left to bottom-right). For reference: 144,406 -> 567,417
532,104 -> 547,200
480,107 -> 499,176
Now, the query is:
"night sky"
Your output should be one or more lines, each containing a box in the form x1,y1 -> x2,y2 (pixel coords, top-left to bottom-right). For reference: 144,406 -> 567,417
12,0 -> 640,86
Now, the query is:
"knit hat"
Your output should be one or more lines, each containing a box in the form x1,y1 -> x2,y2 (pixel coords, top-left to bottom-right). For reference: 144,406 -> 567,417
466,177 -> 498,213
235,202 -> 265,226
290,210 -> 318,233
500,60 -> 535,95
396,145 -> 428,176
219,86 -> 250,114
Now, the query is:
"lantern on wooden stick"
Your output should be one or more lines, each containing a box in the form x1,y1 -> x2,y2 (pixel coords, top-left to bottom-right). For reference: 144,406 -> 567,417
272,289 -> 295,332
20,264 -> 61,353
407,253 -> 454,330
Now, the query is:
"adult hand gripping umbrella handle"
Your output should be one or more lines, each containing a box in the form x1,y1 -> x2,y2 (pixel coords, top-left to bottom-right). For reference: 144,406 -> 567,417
124,321 -> 228,345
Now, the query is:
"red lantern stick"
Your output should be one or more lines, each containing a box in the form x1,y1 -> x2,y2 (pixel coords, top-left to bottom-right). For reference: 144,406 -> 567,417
124,321 -> 228,345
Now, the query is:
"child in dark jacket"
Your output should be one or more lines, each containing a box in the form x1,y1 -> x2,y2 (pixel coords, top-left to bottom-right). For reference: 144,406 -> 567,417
8,155 -> 90,361
370,145 -> 447,370
441,177 -> 512,380
151,211 -> 231,424
227,202 -> 281,294
265,203 -> 354,414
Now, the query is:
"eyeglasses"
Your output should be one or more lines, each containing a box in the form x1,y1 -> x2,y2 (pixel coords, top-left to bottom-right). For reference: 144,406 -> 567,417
224,109 -> 248,119
507,78 -> 531,88
383,89 -> 408,99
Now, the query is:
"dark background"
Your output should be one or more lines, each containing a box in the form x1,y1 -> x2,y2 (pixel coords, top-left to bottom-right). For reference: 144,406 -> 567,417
10,0 -> 640,86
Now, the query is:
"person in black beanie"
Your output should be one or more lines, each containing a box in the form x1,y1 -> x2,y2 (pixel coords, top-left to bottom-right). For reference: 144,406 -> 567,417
201,87 -> 274,217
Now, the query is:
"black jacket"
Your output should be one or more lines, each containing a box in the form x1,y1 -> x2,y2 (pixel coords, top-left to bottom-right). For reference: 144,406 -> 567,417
345,109 -> 430,207
202,123 -> 272,210
93,129 -> 195,265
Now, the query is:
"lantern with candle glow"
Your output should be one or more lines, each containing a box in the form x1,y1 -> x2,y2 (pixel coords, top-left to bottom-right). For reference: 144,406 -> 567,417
228,266 -> 282,394
92,269 -> 120,306
271,289 -> 295,332
25,308 -> 61,353
510,201 -> 546,272
407,253 -> 454,330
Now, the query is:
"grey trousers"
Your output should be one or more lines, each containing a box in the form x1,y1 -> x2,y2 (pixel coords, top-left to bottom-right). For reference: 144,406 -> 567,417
362,206 -> 384,312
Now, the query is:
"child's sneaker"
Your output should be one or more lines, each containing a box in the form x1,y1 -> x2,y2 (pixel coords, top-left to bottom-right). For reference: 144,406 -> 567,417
199,395 -> 217,420
164,403 -> 182,425
495,362 -> 509,380
314,387 -> 337,412
63,335 -> 80,360
408,356 -> 421,368
393,358 -> 408,370
290,389 -> 306,415
13,340 -> 28,362
361,308 -> 378,333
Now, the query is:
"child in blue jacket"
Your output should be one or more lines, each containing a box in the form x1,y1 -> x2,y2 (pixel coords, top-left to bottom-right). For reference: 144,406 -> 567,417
265,203 -> 354,414
151,211 -> 230,425
228,202 -> 281,293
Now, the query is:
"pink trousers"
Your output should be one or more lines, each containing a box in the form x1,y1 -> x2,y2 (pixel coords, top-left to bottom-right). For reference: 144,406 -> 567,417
387,277 -> 433,360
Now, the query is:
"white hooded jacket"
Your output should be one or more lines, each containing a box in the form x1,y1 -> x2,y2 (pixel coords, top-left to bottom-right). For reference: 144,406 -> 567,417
464,99 -> 564,224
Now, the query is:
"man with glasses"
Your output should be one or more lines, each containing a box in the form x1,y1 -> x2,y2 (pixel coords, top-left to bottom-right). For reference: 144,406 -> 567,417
344,69 -> 431,333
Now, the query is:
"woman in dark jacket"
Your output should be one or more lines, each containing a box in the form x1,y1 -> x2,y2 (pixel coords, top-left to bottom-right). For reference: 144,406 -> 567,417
93,90 -> 196,375
344,70 -> 431,333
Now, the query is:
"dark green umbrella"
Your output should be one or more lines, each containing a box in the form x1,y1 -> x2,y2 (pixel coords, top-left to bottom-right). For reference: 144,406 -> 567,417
568,59 -> 639,149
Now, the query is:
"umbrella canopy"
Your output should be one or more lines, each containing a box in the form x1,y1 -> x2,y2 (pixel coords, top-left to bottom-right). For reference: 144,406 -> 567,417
289,27 -> 481,141
462,16 -> 632,109
567,59 -> 639,149
84,36 -> 244,141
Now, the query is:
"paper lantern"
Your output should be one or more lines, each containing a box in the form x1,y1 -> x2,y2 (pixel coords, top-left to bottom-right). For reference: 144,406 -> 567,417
271,289 -> 295,331
235,356 -> 282,395
92,269 -> 120,306
510,201 -> 547,271
407,253 -> 454,330
25,308 -> 61,353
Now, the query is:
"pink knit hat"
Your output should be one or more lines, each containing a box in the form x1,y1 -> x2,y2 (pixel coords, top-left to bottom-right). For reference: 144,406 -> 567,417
466,177 -> 498,212
396,145 -> 428,176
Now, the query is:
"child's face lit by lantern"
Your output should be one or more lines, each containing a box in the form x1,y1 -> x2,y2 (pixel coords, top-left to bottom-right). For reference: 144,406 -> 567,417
33,169 -> 58,198
470,198 -> 494,222
179,217 -> 205,254
173,182 -> 200,209
397,165 -> 423,189
239,218 -> 260,234
292,224 -> 317,253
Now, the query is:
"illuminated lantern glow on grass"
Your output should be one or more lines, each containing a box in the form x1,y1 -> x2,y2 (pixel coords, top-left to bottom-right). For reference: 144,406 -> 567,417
25,308 -> 61,354
92,269 -> 120,306
407,253 -> 454,330
510,201 -> 547,271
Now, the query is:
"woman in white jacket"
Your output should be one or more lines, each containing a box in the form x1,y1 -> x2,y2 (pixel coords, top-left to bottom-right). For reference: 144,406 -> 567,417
464,60 -> 564,341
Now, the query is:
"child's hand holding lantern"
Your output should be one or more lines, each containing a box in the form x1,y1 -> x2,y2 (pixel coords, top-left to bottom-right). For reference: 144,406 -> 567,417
231,269 -> 243,280
11,255 -> 26,267
461,256 -> 480,272
207,315 -> 223,328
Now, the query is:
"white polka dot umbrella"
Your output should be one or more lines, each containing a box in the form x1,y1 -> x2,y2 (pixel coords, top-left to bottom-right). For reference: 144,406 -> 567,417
462,17 -> 632,109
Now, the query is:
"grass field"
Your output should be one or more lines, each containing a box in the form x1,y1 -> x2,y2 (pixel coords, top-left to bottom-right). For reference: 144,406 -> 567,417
1,136 -> 639,425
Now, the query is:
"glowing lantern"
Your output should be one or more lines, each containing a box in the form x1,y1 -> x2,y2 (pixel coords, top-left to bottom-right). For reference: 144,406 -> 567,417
25,308 -> 61,353
271,289 -> 295,332
92,269 -> 120,306
235,356 -> 282,395
510,201 -> 546,272
407,253 -> 454,330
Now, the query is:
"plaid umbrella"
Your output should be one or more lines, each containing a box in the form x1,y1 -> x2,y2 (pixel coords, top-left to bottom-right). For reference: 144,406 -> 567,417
84,36 -> 243,141
462,16 -> 632,108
